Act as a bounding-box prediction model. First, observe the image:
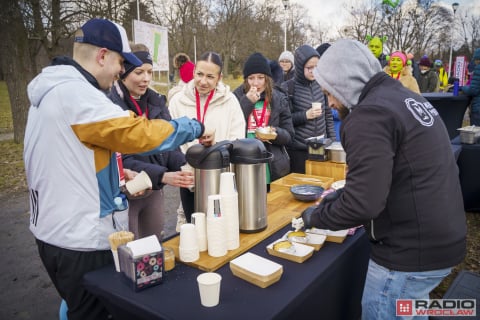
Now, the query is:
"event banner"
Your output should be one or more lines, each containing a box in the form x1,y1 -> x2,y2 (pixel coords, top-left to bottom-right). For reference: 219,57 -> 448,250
454,56 -> 467,86
133,20 -> 169,72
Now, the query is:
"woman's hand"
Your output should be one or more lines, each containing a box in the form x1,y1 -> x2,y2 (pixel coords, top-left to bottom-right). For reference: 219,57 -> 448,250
199,128 -> 216,147
162,171 -> 194,188
306,107 -> 323,120
247,86 -> 261,103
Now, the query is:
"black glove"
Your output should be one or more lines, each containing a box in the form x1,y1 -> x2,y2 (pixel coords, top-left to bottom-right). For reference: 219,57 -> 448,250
302,205 -> 321,229
193,119 -> 205,139
302,188 -> 344,229
321,188 -> 344,204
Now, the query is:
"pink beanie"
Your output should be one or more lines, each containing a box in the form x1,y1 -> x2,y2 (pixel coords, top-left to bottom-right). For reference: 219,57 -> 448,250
390,51 -> 407,66
179,61 -> 195,83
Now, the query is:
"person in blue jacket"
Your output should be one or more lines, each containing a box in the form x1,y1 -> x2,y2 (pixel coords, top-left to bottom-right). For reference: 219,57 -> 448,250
461,48 -> 480,125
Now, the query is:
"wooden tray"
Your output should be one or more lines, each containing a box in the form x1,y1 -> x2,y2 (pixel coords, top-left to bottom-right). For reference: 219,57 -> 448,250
284,231 -> 327,251
266,240 -> 314,263
272,173 -> 334,190
229,252 -> 283,288
163,183 -> 313,272
306,228 -> 348,244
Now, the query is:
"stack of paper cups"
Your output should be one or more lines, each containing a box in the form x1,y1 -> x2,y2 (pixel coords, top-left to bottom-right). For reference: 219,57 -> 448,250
219,172 -> 239,250
179,223 -> 200,262
206,195 -> 227,257
192,212 -> 207,252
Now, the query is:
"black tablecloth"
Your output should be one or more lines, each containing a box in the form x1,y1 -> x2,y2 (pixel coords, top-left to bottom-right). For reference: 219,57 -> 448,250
422,93 -> 470,140
84,227 -> 370,320
452,137 -> 480,212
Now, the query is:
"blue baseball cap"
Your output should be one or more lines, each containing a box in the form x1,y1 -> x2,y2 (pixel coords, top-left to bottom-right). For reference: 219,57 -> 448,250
75,18 -> 142,67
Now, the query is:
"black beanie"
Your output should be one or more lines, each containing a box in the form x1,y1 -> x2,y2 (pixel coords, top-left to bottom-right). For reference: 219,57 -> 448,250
121,51 -> 153,79
243,52 -> 273,78
316,43 -> 331,57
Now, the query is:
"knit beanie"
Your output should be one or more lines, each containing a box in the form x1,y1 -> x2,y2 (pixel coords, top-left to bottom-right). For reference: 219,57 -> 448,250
243,52 -> 272,78
278,50 -> 294,64
179,60 -> 195,83
419,56 -> 431,67
313,39 -> 382,109
316,43 -> 331,57
122,51 -> 153,79
390,51 -> 407,66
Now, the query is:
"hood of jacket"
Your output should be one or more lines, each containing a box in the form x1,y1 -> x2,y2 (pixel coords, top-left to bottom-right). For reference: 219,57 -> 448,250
294,45 -> 320,85
314,39 -> 382,109
28,56 -> 99,108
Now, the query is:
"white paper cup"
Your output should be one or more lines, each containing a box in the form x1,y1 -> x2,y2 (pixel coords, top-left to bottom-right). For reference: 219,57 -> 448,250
179,223 -> 198,249
197,272 -> 222,307
125,171 -> 152,195
219,172 -> 236,195
181,164 -> 195,191
192,212 -> 207,252
312,102 -> 322,111
206,214 -> 227,257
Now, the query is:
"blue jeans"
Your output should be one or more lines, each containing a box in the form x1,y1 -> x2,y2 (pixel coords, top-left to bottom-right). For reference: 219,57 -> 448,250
361,259 -> 451,320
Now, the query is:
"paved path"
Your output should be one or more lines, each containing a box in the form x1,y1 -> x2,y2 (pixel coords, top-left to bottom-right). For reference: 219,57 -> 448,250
0,186 -> 180,320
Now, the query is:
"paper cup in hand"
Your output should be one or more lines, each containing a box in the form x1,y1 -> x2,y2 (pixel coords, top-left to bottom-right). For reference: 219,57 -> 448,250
197,272 -> 222,307
181,164 -> 195,191
125,171 -> 152,195
312,102 -> 322,111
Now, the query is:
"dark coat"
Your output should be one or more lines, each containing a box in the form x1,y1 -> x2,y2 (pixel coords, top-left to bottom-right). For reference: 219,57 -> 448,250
281,45 -> 336,151
108,82 -> 186,189
312,72 -> 466,272
233,84 -> 294,180
462,63 -> 480,114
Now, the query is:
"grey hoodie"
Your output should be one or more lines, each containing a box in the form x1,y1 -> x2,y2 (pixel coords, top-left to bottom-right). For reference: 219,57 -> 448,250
313,39 -> 382,109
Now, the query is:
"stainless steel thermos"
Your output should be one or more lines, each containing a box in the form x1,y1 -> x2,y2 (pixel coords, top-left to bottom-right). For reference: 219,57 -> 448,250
185,139 -> 272,233
186,141 -> 231,214
230,139 -> 272,233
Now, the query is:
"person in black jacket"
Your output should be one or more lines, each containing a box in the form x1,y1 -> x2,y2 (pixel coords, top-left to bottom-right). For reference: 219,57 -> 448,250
233,52 -> 294,186
109,44 -> 194,241
281,44 -> 336,173
302,39 -> 466,319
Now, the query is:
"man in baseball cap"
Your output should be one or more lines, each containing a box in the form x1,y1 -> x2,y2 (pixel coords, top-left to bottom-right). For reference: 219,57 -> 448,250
75,18 -> 142,67
24,18 -> 204,320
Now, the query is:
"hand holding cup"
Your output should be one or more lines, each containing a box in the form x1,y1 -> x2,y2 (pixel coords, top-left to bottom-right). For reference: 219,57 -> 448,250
307,102 -> 323,119
199,128 -> 216,147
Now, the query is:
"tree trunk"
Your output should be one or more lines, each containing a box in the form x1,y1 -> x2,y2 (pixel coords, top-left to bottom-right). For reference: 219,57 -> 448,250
0,1 -> 36,144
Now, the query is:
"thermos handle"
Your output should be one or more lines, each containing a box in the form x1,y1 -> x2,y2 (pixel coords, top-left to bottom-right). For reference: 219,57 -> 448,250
197,140 -> 233,164
231,151 -> 273,163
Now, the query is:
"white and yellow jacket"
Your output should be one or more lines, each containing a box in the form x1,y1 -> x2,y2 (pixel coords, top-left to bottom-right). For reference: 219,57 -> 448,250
24,61 -> 202,251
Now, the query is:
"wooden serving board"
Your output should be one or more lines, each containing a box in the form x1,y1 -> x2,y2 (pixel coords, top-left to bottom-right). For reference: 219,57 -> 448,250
163,184 -> 314,272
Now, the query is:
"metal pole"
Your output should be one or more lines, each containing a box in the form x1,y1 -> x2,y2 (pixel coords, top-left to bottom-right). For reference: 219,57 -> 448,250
194,34 -> 197,64
284,9 -> 287,51
448,3 -> 459,79
136,0 -> 140,21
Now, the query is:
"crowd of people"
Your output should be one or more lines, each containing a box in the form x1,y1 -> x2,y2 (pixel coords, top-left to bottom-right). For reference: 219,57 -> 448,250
23,17 -> 477,320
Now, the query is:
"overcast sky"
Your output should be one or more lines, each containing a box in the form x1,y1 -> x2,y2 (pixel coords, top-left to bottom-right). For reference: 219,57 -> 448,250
291,0 -> 480,31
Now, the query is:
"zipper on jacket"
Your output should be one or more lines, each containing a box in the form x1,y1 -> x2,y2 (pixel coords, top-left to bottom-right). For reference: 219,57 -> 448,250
370,219 -> 377,241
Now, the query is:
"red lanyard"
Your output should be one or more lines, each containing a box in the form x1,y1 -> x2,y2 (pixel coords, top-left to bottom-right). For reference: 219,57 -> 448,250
253,99 -> 269,127
129,95 -> 148,118
195,89 -> 215,124
391,72 -> 401,80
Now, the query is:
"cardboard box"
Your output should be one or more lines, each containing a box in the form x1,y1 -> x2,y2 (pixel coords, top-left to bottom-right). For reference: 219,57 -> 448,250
118,238 -> 164,292
305,160 -> 347,181
271,173 -> 333,190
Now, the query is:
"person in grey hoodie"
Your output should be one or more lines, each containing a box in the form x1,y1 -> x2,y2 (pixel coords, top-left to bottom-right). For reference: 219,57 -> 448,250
302,39 -> 466,320
281,44 -> 335,173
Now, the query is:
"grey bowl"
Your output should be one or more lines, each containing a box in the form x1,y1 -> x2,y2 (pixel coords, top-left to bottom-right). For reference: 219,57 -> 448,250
290,185 -> 324,202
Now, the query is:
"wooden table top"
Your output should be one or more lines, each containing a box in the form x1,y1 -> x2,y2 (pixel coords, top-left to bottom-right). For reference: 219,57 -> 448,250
163,182 -> 315,272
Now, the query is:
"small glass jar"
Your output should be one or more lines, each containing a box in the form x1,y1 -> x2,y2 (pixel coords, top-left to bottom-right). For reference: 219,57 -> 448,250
163,247 -> 175,271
